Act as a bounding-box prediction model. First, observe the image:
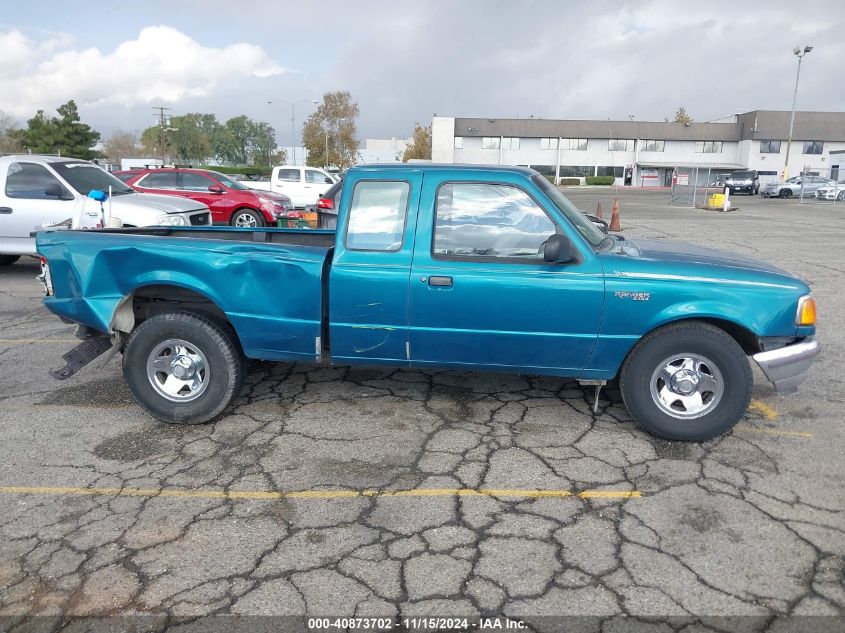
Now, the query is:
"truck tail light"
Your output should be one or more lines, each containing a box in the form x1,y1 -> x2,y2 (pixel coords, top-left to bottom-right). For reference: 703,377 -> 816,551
316,197 -> 334,210
796,295 -> 816,326
38,256 -> 54,296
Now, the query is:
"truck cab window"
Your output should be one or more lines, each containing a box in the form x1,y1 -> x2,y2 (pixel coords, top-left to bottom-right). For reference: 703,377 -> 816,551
276,169 -> 300,182
345,181 -> 409,251
433,182 -> 555,260
4,162 -> 69,200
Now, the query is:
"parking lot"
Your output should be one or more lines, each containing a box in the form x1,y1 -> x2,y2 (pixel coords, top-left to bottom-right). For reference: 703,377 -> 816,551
0,189 -> 843,628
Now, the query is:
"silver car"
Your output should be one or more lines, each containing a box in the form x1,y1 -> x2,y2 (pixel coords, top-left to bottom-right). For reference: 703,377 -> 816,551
815,183 -> 845,201
762,175 -> 836,198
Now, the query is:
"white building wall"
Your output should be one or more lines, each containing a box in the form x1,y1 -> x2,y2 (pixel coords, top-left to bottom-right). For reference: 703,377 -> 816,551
432,114 -> 845,185
431,116 -> 455,163
742,139 -> 845,182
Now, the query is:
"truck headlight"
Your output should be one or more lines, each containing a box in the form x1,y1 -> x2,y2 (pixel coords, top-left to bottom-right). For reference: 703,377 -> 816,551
796,294 -> 816,326
156,215 -> 188,226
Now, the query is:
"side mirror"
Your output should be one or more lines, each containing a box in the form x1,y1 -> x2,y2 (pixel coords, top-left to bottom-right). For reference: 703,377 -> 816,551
208,185 -> 225,194
543,233 -> 573,263
45,183 -> 72,200
324,177 -> 333,184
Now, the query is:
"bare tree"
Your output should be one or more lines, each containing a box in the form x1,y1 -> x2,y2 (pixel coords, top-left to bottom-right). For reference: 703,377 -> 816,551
0,111 -> 22,153
103,130 -> 141,164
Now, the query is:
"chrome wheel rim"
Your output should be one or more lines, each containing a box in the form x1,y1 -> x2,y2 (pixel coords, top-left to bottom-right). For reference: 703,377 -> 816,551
146,339 -> 210,402
649,353 -> 723,420
234,213 -> 258,228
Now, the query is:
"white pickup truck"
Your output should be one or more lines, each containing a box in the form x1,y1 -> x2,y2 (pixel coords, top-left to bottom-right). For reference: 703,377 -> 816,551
246,165 -> 337,208
0,155 -> 211,264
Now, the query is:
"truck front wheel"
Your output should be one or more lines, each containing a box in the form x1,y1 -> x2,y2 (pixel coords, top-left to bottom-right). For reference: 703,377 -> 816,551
123,311 -> 245,424
230,208 -> 265,228
0,255 -> 20,265
619,322 -> 752,441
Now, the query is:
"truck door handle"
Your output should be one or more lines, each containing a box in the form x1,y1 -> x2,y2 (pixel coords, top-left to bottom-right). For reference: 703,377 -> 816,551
0,207 -> 12,214
428,276 -> 453,287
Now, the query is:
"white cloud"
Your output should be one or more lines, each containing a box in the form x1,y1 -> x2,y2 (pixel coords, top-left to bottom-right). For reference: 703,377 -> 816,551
0,26 -> 286,117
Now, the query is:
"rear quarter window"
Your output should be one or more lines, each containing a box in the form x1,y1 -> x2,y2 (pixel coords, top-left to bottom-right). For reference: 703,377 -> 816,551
345,181 -> 409,251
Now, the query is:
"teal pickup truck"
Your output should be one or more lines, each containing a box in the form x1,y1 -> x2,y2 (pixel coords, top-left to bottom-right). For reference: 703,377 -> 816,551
36,164 -> 819,441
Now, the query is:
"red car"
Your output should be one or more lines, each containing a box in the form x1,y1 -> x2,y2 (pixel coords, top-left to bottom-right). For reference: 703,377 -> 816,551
115,168 -> 294,227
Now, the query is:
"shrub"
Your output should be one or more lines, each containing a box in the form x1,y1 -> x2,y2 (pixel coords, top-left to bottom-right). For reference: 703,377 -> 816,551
544,175 -> 556,184
585,176 -> 616,185
559,178 -> 581,186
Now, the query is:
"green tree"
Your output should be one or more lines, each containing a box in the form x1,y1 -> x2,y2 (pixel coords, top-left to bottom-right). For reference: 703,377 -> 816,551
140,113 -> 220,164
214,116 -> 277,166
401,123 -> 432,162
0,111 -> 22,153
674,106 -> 693,125
18,100 -> 100,159
302,90 -> 359,169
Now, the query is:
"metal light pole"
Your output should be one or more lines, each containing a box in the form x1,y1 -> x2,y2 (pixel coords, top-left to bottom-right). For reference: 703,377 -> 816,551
784,45 -> 813,180
267,98 -> 319,165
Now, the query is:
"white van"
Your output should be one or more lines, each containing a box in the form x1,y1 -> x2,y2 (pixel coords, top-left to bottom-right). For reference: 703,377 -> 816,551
0,155 -> 211,263
248,166 -> 336,208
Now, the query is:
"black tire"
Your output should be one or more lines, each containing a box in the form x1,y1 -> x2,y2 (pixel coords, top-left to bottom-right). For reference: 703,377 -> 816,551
619,321 -> 752,441
837,191 -> 845,202
122,311 -> 245,424
0,255 -> 21,266
230,208 -> 265,228
779,189 -> 792,198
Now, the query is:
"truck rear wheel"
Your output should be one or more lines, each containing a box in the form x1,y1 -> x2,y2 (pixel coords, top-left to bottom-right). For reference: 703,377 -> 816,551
122,311 -> 245,424
619,321 -> 752,441
0,255 -> 20,265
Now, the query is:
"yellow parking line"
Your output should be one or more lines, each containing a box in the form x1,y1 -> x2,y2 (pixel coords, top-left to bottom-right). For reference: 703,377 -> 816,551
0,339 -> 77,344
734,425 -> 813,439
749,399 -> 778,420
0,485 -> 641,502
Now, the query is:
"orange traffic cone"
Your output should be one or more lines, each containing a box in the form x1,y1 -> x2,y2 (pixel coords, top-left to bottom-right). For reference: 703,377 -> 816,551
609,199 -> 621,231
595,202 -> 603,219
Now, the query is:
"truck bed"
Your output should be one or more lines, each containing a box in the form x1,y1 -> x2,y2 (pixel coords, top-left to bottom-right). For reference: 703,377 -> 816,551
93,225 -> 337,248
37,226 -> 335,363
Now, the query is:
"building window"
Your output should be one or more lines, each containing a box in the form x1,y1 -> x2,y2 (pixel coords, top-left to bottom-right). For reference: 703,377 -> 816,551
558,165 -> 594,178
641,139 -> 665,152
561,138 -> 588,150
695,141 -> 723,153
759,140 -> 781,154
454,136 -> 463,149
540,138 -> 558,150
596,166 -> 624,177
502,137 -> 520,150
803,141 -> 823,155
481,137 -> 500,149
608,139 -> 634,151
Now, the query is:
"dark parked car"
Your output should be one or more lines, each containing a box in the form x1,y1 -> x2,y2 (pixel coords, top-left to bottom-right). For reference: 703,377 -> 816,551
116,168 -> 294,227
725,170 -> 759,195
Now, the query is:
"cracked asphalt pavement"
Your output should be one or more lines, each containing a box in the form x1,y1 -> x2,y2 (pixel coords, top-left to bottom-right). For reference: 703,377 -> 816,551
0,191 -> 842,630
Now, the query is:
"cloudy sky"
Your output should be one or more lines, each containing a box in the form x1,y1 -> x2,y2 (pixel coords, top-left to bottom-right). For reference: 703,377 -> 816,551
1,0 -> 844,146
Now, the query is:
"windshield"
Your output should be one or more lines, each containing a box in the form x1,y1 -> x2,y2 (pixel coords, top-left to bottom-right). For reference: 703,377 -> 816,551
51,162 -> 135,195
207,171 -> 250,190
532,175 -> 606,248
730,172 -> 753,179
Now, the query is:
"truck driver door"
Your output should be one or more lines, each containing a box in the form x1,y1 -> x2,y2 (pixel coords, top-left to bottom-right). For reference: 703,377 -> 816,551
328,172 -> 423,365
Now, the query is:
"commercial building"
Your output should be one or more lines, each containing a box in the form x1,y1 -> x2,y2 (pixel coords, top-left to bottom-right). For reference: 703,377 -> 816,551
431,111 -> 845,186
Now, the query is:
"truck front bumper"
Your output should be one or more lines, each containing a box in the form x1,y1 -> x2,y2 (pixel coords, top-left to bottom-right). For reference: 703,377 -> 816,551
752,339 -> 820,394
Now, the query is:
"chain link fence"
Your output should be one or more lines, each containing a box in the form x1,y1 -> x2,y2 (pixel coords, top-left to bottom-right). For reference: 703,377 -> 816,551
772,167 -> 845,206
667,166 -> 733,208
